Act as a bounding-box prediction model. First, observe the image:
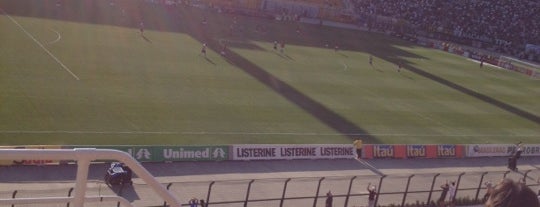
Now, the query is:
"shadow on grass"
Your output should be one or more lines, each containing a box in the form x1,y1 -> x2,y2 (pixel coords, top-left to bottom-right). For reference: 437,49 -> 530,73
204,56 -> 216,65
1,0 -> 538,145
401,65 -> 539,124
141,34 -> 152,43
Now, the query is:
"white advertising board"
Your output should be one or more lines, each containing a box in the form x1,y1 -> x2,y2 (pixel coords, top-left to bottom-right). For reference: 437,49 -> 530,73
232,144 -> 354,160
467,144 -> 540,157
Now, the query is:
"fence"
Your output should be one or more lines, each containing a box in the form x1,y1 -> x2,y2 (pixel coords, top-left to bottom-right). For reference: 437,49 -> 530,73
3,169 -> 538,207
0,148 -> 181,207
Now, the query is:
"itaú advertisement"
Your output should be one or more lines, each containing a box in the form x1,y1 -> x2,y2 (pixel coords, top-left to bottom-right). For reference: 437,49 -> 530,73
232,144 -> 354,160
467,144 -> 540,157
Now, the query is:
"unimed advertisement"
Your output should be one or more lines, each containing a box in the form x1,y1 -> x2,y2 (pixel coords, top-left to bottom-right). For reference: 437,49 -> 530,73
158,146 -> 229,161
125,146 -> 229,162
232,144 -> 354,160
69,145 -> 229,162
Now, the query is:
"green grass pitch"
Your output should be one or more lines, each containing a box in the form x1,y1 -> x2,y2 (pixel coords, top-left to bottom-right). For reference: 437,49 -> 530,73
0,0 -> 538,145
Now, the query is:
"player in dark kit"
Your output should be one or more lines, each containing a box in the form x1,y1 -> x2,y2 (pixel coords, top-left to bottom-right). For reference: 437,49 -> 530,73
200,43 -> 207,57
139,21 -> 144,36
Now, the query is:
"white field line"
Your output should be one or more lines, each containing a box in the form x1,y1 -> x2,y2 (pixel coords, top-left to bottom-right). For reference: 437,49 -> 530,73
1,8 -> 80,80
46,28 -> 62,45
0,130 -> 537,137
216,38 -> 248,45
468,58 -> 504,70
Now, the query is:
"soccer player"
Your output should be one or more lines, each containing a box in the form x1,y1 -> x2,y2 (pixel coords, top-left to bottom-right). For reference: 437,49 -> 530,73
369,55 -> 373,66
273,41 -> 278,50
280,42 -> 285,54
200,43 -> 207,57
202,17 -> 207,25
220,43 -> 227,56
480,58 -> 484,68
139,21 -> 144,36
397,62 -> 402,72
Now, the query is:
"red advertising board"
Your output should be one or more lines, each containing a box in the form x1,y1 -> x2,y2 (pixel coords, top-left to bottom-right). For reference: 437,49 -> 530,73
0,145 -> 62,166
365,144 -> 464,159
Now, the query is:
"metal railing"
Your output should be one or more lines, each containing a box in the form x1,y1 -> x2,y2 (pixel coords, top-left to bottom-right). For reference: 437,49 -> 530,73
155,169 -> 539,206
2,171 -> 539,206
1,151 -> 539,206
0,148 -> 182,207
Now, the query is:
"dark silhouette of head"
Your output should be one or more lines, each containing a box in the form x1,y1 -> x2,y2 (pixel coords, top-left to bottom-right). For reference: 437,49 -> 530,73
485,178 -> 539,207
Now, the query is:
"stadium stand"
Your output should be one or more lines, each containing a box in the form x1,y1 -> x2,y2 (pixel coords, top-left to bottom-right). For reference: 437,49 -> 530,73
200,0 -> 539,62
350,0 -> 540,62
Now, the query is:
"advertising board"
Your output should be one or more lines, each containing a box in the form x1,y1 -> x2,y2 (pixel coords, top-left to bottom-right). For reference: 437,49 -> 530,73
232,144 -> 353,160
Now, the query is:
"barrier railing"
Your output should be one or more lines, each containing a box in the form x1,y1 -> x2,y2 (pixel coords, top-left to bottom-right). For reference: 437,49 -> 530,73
151,170 -> 537,206
1,149 -> 538,206
1,169 -> 538,206
0,148 -> 182,207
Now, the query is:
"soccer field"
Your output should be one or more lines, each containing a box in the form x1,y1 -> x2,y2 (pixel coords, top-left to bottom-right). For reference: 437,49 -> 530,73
0,0 -> 538,145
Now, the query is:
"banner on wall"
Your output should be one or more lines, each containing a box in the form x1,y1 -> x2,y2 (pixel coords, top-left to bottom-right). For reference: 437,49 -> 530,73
437,144 -> 457,158
467,144 -> 540,157
407,145 -> 427,158
232,144 -> 354,160
67,145 -> 230,162
372,145 -> 396,158
365,144 -> 463,159
0,145 -> 62,166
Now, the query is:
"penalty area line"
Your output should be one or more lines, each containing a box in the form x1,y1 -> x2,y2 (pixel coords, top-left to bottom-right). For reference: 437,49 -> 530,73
1,8 -> 79,80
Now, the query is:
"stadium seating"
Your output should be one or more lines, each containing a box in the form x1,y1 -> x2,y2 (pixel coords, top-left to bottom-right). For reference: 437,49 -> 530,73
351,0 -> 540,62
293,0 -> 343,8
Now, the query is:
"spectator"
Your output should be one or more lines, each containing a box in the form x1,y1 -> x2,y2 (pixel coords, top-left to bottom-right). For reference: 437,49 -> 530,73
350,0 -> 540,62
438,181 -> 449,207
188,197 -> 199,207
447,181 -> 456,206
508,155 -> 518,171
199,199 -> 206,207
515,142 -> 524,159
325,191 -> 333,207
367,182 -> 377,207
483,181 -> 494,202
537,189 -> 540,203
485,178 -> 539,207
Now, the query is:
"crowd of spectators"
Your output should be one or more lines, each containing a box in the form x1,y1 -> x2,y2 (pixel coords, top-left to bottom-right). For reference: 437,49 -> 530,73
351,0 -> 540,61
